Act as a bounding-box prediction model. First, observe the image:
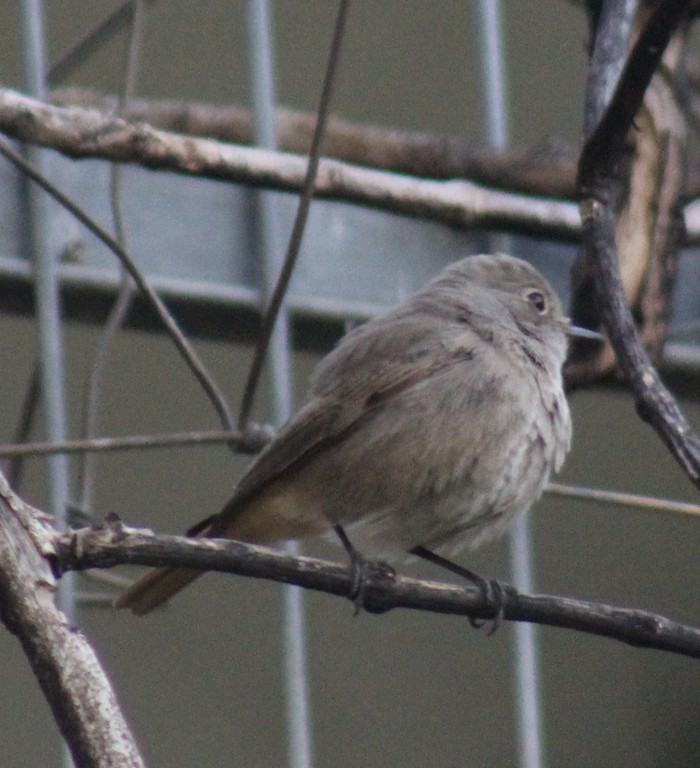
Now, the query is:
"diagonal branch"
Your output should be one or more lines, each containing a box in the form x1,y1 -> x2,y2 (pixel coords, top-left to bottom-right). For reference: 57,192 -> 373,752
238,0 -> 350,427
579,0 -> 692,196
0,136 -> 237,433
0,476 -> 144,767
576,1 -> 700,483
55,520 -> 700,660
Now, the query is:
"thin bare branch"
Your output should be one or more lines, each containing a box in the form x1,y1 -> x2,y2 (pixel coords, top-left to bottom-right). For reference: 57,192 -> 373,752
7,364 -> 41,488
0,426 -> 272,458
55,520 -> 700,660
546,482 -> 700,518
48,2 -> 143,86
238,0 -> 351,426
77,0 -> 147,511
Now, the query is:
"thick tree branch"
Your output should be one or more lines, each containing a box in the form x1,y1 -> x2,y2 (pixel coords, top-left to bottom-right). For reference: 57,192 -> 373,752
0,86 -> 581,241
55,519 -> 700,660
576,1 -> 700,482
568,6 -> 689,382
52,87 -> 580,199
8,86 -> 700,244
0,477 -> 143,768
579,0 -> 691,196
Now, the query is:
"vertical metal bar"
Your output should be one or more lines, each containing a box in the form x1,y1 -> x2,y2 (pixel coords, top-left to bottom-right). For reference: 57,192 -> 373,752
246,3 -> 314,768
77,0 -> 146,513
246,0 -> 294,425
20,4 -> 75,767
475,3 -> 546,768
476,1 -> 508,148
19,0 -> 74,616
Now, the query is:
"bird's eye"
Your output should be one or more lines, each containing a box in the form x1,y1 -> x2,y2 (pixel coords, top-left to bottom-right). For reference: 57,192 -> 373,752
526,290 -> 547,313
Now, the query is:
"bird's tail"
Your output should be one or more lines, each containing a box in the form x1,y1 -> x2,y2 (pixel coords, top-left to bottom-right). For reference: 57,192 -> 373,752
113,491 -> 327,615
112,566 -> 203,615
113,511 -> 222,615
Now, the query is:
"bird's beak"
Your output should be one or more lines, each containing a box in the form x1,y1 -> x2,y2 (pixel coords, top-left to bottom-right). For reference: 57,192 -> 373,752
566,322 -> 605,341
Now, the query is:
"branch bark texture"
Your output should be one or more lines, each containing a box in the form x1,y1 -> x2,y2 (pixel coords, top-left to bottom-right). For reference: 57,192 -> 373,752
8,85 -> 700,247
569,3 -> 689,382
55,520 -> 700,661
0,86 -> 582,241
52,87 -> 580,199
576,1 -> 700,482
0,478 -> 144,768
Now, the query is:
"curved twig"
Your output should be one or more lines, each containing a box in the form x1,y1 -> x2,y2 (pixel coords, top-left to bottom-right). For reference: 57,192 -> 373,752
238,0 -> 350,427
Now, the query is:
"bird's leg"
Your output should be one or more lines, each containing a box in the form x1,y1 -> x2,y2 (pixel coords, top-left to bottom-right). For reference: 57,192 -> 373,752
410,546 -> 505,633
333,524 -> 368,610
333,524 -> 394,613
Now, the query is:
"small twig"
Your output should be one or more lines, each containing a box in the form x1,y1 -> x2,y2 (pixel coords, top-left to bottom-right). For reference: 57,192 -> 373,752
238,0 -> 351,426
77,0 -> 147,512
546,482 -> 700,518
48,1 -> 140,85
6,364 -> 41,488
56,522 -> 700,660
0,425 -> 273,458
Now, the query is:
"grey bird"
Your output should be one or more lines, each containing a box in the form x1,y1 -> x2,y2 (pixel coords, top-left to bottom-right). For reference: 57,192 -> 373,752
115,253 -> 591,615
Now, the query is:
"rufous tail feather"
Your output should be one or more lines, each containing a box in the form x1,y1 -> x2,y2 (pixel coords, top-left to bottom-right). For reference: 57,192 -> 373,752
112,566 -> 203,615
113,492 -> 327,615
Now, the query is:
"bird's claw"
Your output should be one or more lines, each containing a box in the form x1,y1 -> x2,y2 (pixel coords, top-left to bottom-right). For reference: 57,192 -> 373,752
347,552 -> 395,615
467,576 -> 505,635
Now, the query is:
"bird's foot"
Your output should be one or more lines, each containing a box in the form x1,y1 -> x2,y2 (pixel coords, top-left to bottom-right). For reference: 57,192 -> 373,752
334,524 -> 394,614
409,545 -> 505,634
465,572 -> 505,635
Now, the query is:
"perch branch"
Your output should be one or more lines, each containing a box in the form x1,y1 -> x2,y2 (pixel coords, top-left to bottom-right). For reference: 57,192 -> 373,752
54,520 -> 700,661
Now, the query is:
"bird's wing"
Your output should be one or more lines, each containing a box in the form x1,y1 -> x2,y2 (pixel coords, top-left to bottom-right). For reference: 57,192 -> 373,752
231,325 -> 477,506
